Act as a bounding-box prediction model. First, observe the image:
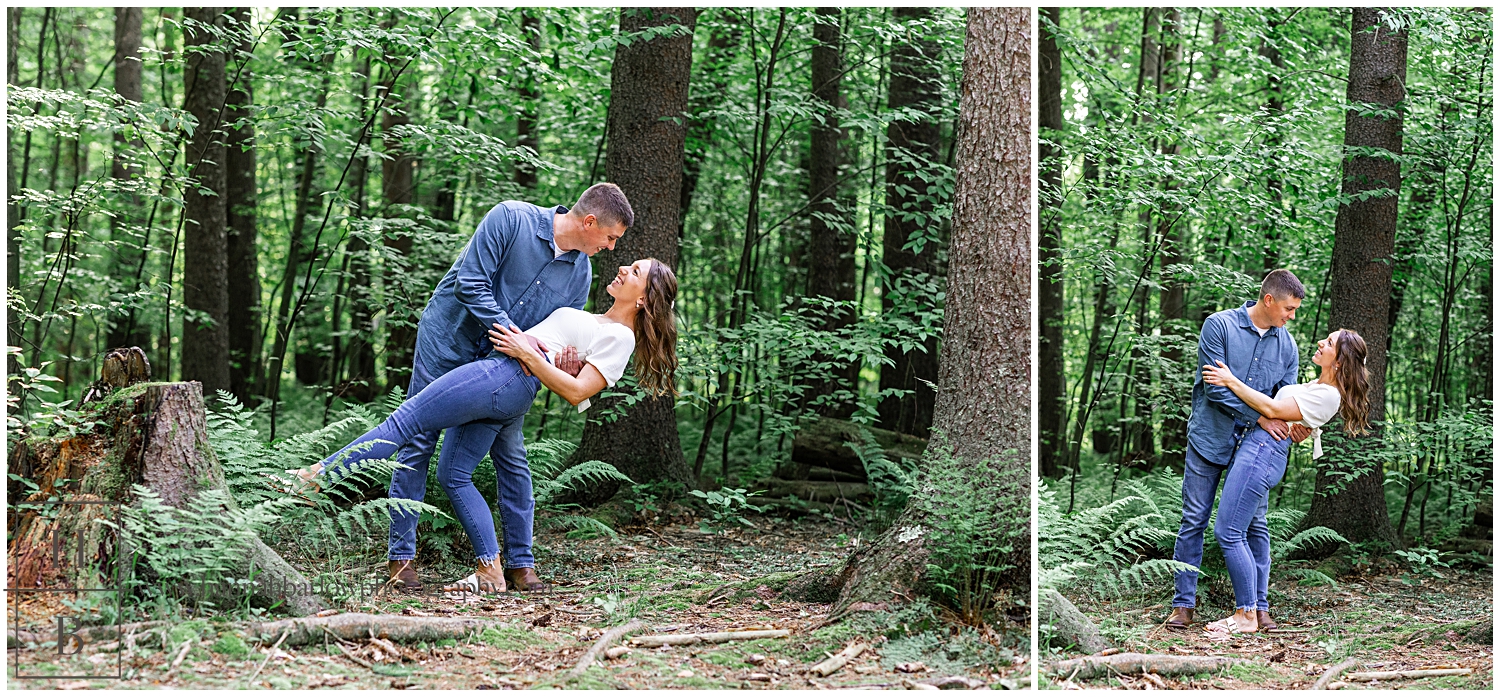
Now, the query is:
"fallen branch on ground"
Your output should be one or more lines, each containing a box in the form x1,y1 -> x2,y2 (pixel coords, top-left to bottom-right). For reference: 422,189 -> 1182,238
246,629 -> 290,685
630,629 -> 790,647
1045,653 -> 1242,680
568,620 -> 644,679
1313,658 -> 1361,690
1347,668 -> 1472,681
808,641 -> 866,677
9,619 -> 172,646
245,613 -> 504,647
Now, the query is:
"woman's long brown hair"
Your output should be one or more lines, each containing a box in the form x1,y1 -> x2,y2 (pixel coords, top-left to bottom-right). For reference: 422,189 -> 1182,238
1332,328 -> 1371,436
632,259 -> 678,397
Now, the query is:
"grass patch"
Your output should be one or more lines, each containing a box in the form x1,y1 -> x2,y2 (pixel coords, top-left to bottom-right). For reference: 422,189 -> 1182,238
475,622 -> 550,649
1226,661 -> 1277,683
700,649 -> 750,668
212,633 -> 250,657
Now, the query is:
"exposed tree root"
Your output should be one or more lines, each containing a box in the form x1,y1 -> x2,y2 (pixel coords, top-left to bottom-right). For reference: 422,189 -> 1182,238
1039,588 -> 1110,654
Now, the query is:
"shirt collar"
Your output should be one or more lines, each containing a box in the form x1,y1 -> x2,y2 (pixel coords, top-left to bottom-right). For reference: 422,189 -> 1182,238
1234,300 -> 1276,335
538,205 -> 583,264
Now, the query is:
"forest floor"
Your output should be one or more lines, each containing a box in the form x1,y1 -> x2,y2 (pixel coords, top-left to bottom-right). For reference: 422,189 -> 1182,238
1043,557 -> 1493,690
7,511 -> 1026,690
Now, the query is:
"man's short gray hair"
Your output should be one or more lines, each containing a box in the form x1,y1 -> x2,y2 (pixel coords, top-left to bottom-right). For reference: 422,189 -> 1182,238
573,183 -> 634,229
1260,268 -> 1305,301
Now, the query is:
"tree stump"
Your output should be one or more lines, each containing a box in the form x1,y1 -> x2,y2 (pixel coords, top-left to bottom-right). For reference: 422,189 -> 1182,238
7,381 -> 329,615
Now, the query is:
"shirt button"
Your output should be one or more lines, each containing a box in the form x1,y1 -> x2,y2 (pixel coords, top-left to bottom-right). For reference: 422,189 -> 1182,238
519,301 -> 524,305
536,281 -> 540,285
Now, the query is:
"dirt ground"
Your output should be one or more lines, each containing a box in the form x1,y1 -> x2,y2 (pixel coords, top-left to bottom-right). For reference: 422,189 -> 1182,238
1044,560 -> 1493,689
8,513 -> 1026,689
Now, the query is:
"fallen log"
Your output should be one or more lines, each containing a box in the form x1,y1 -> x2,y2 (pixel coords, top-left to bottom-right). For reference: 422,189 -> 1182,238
244,613 -> 507,647
7,380 -> 328,616
1038,589 -> 1109,654
777,417 -> 926,480
1313,658 -> 1361,690
1045,653 -> 1242,680
630,629 -> 790,647
758,477 -> 871,503
1347,668 -> 1472,681
568,620 -> 644,679
808,641 -> 866,677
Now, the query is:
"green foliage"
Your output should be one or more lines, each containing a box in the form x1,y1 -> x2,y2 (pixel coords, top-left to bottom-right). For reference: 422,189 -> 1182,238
915,436 -> 1025,624
689,487 -> 765,534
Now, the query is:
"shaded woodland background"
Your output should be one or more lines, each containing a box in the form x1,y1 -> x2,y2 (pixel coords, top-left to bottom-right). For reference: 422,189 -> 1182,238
5,5 -> 1030,650
1038,5 -> 1491,603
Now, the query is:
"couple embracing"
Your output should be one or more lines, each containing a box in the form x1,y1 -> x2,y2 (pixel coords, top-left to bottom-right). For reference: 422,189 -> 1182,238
1166,269 -> 1372,634
287,183 -> 679,595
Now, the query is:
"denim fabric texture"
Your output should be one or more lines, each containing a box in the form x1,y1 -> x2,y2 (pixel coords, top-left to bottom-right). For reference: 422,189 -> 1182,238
1214,428 -> 1290,611
320,355 -> 541,565
1186,301 -> 1299,466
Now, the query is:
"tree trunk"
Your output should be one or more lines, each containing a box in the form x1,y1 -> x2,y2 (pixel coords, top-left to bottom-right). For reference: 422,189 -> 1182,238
224,7 -> 261,405
180,7 -> 232,395
381,51 -> 417,391
7,381 -> 329,615
679,14 -> 739,262
778,416 -> 927,480
1156,9 -> 1187,463
877,6 -> 944,439
341,53 -> 378,402
514,9 -> 540,191
567,7 -> 698,504
802,7 -> 859,419
1038,7 -> 1067,479
6,8 -> 21,398
1301,7 -> 1403,550
818,8 -> 1030,620
1259,9 -> 1288,274
104,7 -> 153,356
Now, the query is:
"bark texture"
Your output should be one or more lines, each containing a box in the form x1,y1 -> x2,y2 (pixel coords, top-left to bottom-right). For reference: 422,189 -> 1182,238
1039,588 -> 1109,654
877,6 -> 944,438
1302,7 -> 1403,549
826,7 -> 1031,617
1038,7 -> 1067,479
224,7 -> 261,404
381,32 -> 417,391
514,9 -> 541,191
105,7 -> 152,354
566,7 -> 698,502
804,6 -> 860,418
7,382 -> 327,615
181,7 -> 231,394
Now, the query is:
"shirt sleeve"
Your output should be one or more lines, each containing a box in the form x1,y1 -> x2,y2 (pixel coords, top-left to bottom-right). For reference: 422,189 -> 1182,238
1199,316 -> 1261,423
585,326 -> 635,387
1291,383 -> 1341,430
453,205 -> 521,334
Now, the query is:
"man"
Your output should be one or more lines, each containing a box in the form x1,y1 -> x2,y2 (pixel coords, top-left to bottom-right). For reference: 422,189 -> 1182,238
1166,269 -> 1309,630
385,183 -> 633,593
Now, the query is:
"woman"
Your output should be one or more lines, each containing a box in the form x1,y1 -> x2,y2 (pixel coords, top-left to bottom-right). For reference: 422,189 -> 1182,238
1200,328 -> 1370,634
289,258 -> 678,594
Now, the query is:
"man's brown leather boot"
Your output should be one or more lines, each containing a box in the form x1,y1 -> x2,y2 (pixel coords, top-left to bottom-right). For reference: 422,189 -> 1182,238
1256,610 -> 1277,631
504,567 -> 552,593
388,560 -> 422,592
1165,607 -> 1194,631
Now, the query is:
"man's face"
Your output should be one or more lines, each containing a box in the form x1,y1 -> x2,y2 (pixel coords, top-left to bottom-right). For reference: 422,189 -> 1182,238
577,214 -> 626,256
1262,294 -> 1302,327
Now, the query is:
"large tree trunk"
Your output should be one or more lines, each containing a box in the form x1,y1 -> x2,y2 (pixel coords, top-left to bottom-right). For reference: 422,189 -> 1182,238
567,7 -> 698,503
340,53 -> 378,402
1301,7 -> 1403,550
1037,7 -> 1066,479
1155,9 -> 1187,464
104,7 -> 153,356
6,8 -> 21,398
180,7 -> 232,395
876,6 -> 944,439
381,48 -> 417,391
802,7 -> 860,419
514,9 -> 541,192
224,7 -> 261,405
810,8 -> 1030,621
7,380 -> 328,616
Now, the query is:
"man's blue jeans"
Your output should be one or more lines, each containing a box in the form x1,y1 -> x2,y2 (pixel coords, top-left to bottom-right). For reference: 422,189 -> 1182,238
321,353 -> 540,568
1171,428 -> 1275,610
1215,428 -> 1289,611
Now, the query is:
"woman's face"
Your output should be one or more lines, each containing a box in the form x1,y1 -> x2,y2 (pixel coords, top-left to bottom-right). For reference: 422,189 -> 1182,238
606,259 -> 654,306
1312,331 -> 1341,371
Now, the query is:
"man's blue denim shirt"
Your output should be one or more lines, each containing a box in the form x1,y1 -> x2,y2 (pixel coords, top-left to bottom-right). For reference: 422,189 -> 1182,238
1186,300 -> 1300,466
416,201 -> 592,370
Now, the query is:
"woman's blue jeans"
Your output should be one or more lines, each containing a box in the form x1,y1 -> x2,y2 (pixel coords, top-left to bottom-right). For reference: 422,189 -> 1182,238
320,355 -> 540,568
1214,427 -> 1290,612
